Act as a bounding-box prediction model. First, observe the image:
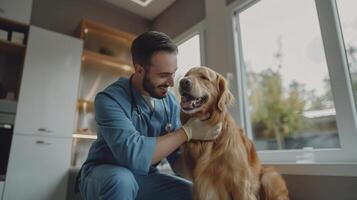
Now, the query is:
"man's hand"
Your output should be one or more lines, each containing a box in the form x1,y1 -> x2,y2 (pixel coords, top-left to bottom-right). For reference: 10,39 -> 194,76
182,118 -> 222,141
151,117 -> 222,165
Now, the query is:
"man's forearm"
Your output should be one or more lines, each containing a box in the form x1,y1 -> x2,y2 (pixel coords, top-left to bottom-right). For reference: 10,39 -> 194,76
151,128 -> 188,164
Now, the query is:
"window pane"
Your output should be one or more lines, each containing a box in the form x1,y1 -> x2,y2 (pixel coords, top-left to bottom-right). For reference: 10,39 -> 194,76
336,0 -> 357,109
172,34 -> 201,99
238,0 -> 340,150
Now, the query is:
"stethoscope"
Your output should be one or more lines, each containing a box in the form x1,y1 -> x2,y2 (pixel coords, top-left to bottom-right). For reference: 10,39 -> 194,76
129,75 -> 173,133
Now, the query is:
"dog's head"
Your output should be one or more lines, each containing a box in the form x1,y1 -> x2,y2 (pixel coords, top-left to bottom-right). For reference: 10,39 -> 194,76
179,66 -> 234,121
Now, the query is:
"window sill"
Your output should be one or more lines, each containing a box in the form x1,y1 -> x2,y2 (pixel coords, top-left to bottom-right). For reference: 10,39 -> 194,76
263,162 -> 357,177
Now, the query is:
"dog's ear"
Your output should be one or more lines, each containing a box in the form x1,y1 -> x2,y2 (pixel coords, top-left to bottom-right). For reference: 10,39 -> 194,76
217,75 -> 234,112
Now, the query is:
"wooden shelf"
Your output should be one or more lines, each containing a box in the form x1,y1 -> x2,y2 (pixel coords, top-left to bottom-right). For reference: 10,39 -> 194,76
73,133 -> 97,140
0,16 -> 29,46
0,17 -> 29,33
85,28 -> 132,48
77,99 -> 94,110
82,50 -> 134,75
76,19 -> 135,43
0,39 -> 26,54
72,19 -> 136,147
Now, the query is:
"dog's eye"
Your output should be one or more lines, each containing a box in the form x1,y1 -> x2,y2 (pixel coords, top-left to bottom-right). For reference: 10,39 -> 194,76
200,75 -> 209,81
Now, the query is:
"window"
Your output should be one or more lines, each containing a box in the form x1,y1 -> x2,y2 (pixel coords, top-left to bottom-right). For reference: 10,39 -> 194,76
231,0 -> 357,163
172,31 -> 203,100
236,0 -> 339,151
336,0 -> 357,108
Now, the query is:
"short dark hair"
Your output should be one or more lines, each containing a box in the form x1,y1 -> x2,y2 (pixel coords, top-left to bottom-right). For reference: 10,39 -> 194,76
131,31 -> 178,69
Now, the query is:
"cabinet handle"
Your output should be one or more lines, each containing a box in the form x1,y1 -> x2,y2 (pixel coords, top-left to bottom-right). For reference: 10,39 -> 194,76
0,123 -> 12,129
36,140 -> 52,145
37,128 -> 53,133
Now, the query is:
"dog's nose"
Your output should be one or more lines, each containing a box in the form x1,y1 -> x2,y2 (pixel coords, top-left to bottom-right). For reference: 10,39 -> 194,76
180,78 -> 192,90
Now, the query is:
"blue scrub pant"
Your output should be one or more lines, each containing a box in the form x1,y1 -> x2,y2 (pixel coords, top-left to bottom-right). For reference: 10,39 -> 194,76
79,164 -> 192,200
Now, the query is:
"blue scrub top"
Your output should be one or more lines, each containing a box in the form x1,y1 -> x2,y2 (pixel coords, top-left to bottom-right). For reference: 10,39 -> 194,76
80,77 -> 182,176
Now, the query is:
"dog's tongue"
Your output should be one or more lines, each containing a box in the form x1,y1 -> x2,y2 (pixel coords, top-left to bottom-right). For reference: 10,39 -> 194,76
181,96 -> 195,109
181,100 -> 194,109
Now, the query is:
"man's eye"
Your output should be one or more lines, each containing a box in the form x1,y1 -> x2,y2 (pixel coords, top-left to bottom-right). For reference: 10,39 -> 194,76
200,76 -> 209,81
160,74 -> 174,78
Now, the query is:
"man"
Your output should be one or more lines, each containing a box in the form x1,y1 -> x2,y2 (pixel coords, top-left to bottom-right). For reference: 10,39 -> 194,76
78,31 -> 221,200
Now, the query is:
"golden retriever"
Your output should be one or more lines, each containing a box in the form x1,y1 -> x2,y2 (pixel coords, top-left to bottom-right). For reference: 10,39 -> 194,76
179,66 -> 289,200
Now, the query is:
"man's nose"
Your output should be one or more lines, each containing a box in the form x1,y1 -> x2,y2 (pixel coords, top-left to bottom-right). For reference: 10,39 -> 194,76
179,78 -> 192,90
167,76 -> 174,87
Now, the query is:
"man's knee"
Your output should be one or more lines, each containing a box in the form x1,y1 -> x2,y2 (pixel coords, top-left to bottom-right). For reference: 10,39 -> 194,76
101,167 -> 139,198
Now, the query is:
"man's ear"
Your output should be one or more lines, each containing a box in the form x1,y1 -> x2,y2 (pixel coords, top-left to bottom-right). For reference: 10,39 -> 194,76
217,75 -> 234,112
134,64 -> 145,75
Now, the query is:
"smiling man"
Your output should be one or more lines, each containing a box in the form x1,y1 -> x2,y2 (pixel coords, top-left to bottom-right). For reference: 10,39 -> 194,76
77,31 -> 221,200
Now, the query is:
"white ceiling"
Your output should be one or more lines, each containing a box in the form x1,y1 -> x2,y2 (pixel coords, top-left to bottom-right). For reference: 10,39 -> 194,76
104,0 -> 177,20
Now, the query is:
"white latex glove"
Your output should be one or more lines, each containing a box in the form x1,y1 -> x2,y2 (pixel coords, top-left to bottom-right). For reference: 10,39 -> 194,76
182,118 -> 222,141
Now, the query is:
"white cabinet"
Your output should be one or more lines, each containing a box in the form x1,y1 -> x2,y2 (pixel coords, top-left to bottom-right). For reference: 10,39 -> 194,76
3,26 -> 83,200
3,135 -> 72,200
0,0 -> 32,24
14,26 -> 83,137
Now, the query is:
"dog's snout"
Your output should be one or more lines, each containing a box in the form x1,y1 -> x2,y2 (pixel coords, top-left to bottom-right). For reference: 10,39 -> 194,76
180,78 -> 192,90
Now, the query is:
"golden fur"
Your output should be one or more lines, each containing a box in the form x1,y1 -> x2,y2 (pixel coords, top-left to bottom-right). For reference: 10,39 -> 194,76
179,66 -> 289,200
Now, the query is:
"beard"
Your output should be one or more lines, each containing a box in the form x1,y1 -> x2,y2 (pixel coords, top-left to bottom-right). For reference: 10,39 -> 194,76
143,72 -> 169,99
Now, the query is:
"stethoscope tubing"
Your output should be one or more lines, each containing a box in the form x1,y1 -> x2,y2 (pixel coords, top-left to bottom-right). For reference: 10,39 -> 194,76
129,75 -> 172,132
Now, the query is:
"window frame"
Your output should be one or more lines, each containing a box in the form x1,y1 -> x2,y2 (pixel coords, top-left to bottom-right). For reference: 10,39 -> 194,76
173,20 -> 206,66
227,0 -> 357,166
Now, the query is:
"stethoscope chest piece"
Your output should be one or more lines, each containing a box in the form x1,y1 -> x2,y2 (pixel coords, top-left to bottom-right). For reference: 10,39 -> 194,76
165,123 -> 172,132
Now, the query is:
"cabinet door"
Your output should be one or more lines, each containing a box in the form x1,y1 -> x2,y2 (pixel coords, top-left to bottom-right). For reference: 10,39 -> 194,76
14,26 -> 83,137
0,0 -> 32,24
3,134 -> 72,200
